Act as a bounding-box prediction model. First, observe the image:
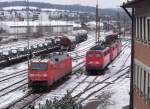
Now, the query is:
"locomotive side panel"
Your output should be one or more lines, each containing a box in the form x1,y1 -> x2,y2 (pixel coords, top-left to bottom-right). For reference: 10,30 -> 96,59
28,53 -> 72,89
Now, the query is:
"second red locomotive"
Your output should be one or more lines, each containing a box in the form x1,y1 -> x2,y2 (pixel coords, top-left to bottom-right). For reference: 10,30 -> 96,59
28,52 -> 72,88
86,33 -> 122,74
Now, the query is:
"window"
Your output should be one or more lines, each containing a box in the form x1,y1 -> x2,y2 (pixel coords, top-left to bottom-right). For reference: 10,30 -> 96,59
31,63 -> 48,70
136,65 -> 139,88
143,17 -> 146,41
136,18 -> 138,39
143,71 -> 146,96
133,64 -> 136,86
142,17 -> 144,41
139,17 -> 141,40
145,72 -> 149,99
95,53 -> 101,58
148,73 -> 150,100
134,63 -> 150,102
140,17 -> 143,40
88,52 -> 94,57
137,17 -> 140,39
141,69 -> 144,94
140,68 -> 143,94
148,19 -> 150,42
145,18 -> 148,41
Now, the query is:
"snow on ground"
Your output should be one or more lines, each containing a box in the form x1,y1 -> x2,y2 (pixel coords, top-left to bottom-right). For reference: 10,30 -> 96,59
107,75 -> 130,109
0,32 -> 130,109
33,39 -> 131,109
0,61 -> 27,78
83,75 -> 130,109
0,32 -> 95,109
0,90 -> 28,109
82,42 -> 131,109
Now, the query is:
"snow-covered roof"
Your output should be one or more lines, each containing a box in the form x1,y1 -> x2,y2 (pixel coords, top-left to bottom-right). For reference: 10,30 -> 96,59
86,21 -> 104,27
3,6 -> 37,10
1,20 -> 74,27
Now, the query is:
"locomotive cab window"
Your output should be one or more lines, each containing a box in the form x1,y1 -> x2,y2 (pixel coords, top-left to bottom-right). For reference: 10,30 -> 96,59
55,58 -> 59,62
95,53 -> 101,58
31,63 -> 48,70
88,52 -> 94,57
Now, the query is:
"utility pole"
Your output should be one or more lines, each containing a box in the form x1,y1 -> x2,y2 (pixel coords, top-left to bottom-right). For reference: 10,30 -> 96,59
96,0 -> 100,44
130,8 -> 134,109
117,12 -> 121,35
26,0 -> 30,72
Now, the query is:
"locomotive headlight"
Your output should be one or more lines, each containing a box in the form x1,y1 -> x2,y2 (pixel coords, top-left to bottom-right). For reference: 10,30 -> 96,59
43,74 -> 47,77
89,61 -> 93,64
30,74 -> 34,77
95,61 -> 100,64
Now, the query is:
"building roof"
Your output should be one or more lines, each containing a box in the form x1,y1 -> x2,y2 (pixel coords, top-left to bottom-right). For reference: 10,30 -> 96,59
122,0 -> 146,8
1,20 -> 74,27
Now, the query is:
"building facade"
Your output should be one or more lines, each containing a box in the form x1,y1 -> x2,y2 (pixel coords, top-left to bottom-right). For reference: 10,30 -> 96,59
123,0 -> 150,109
0,21 -> 74,34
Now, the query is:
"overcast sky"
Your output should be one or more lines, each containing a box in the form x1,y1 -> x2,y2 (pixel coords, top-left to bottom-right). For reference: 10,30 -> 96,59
1,0 -> 128,8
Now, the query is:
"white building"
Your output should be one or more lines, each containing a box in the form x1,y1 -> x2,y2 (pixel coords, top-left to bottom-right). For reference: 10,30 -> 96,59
0,20 -> 74,34
86,21 -> 104,30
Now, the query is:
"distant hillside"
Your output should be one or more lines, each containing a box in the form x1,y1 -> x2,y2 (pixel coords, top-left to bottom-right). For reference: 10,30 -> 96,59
0,1 -> 125,14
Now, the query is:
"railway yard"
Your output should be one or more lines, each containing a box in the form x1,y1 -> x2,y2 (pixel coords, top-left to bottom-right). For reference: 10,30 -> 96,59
0,31 -> 131,109
0,1 -> 132,109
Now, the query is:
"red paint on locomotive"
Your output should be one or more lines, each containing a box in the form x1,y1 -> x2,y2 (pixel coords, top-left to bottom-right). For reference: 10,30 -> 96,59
86,47 -> 110,72
85,34 -> 122,73
28,53 -> 72,88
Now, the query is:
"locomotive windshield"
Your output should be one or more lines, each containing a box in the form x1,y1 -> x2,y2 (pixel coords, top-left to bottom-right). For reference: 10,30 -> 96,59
31,63 -> 48,70
95,53 -> 101,58
88,51 -> 94,57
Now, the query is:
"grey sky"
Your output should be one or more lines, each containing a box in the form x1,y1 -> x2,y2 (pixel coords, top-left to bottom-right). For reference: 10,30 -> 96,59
2,0 -> 127,8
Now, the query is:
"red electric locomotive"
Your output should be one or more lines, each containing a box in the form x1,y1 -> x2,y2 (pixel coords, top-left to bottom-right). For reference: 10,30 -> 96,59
85,33 -> 122,74
28,52 -> 72,88
86,46 -> 110,73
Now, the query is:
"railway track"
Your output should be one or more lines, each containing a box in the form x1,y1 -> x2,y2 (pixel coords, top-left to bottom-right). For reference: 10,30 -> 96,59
0,40 -> 129,98
0,70 -> 27,82
24,41 -> 131,108
0,56 -> 85,99
0,40 -> 130,108
79,69 -> 129,103
0,36 -> 94,69
74,66 -> 130,103
72,52 -> 131,103
66,42 -> 131,102
0,54 -> 84,81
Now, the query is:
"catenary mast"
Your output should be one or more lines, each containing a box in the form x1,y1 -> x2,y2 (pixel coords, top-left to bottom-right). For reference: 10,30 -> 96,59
96,0 -> 101,45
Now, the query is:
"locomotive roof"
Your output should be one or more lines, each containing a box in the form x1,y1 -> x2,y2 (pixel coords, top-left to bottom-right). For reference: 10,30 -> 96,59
100,32 -> 119,42
32,52 -> 69,63
90,45 -> 107,50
